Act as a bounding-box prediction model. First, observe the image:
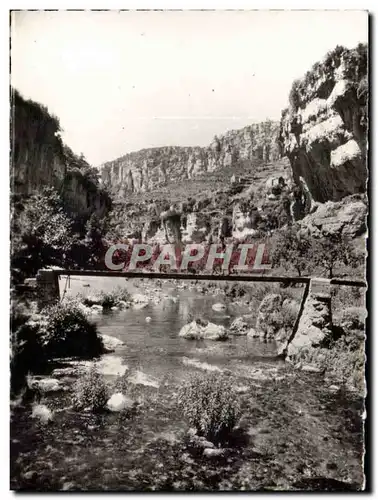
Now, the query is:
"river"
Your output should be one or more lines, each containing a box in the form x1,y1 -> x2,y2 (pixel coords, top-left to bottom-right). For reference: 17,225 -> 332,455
10,277 -> 364,491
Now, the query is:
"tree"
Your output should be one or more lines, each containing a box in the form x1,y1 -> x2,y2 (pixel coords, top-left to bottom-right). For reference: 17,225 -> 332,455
270,225 -> 312,277
11,187 -> 75,280
313,232 -> 362,279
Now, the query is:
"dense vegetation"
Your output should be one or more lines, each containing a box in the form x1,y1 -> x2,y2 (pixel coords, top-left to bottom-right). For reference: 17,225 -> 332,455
10,298 -> 104,396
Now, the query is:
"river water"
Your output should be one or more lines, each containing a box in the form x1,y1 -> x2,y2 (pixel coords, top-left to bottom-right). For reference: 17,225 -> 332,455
10,277 -> 364,491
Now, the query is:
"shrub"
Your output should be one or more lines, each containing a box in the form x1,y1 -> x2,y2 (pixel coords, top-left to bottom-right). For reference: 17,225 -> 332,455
72,367 -> 109,411
322,340 -> 365,395
10,303 -> 47,395
98,287 -> 131,310
40,300 -> 104,358
178,373 -> 240,444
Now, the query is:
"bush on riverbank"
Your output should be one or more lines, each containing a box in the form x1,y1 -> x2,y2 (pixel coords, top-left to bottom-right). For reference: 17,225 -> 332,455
10,302 -> 47,396
40,301 -> 104,358
72,367 -> 109,411
82,287 -> 131,310
178,373 -> 240,445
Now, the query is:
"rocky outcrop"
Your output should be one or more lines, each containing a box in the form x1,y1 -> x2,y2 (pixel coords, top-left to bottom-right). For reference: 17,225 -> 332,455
11,90 -> 110,219
280,44 -> 368,204
101,121 -> 281,195
297,194 -> 367,238
286,279 -> 333,363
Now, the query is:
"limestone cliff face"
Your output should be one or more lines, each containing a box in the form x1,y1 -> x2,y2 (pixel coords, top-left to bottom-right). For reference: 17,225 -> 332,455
12,90 -> 67,194
280,44 -> 368,203
12,90 -> 110,219
101,120 -> 281,195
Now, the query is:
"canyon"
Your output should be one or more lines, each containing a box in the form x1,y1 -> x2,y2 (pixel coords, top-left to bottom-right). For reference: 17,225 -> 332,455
11,44 -> 368,247
12,90 -> 110,220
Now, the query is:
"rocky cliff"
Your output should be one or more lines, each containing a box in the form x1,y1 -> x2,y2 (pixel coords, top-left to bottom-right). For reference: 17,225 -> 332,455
11,90 -> 110,219
101,120 -> 281,196
280,44 -> 368,203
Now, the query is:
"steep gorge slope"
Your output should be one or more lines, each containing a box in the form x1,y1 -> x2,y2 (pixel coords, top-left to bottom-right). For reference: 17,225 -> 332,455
11,90 -> 110,219
102,44 -> 368,246
280,44 -> 368,203
101,121 -> 281,197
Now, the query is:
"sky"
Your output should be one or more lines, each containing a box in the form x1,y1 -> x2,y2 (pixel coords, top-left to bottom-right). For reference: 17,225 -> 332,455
10,10 -> 368,166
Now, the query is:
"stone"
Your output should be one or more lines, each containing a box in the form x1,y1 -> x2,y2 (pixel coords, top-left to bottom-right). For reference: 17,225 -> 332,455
329,385 -> 340,393
118,300 -> 130,309
286,279 -> 332,363
212,303 -> 226,312
100,334 -> 124,351
203,448 -> 225,458
256,294 -> 283,340
145,316 -> 152,322
106,393 -> 134,412
129,370 -> 160,388
301,365 -> 323,373
229,317 -> 249,335
22,471 -> 38,481
179,321 -> 228,341
28,377 -> 61,393
247,328 -> 258,338
31,404 -> 53,423
132,293 -> 150,304
299,197 -> 367,237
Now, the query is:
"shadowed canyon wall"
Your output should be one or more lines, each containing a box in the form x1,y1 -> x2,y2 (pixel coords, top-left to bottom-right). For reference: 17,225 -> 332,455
12,90 -> 110,219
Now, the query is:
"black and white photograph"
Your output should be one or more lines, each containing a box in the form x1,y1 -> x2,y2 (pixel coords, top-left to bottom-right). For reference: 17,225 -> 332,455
9,9 -> 368,492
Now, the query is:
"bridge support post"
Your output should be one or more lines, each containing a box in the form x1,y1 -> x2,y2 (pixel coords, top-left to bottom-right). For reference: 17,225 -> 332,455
36,269 -> 60,310
286,278 -> 332,362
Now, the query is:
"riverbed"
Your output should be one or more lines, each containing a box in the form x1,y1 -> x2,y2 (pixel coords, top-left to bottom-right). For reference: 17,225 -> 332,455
10,277 -> 365,491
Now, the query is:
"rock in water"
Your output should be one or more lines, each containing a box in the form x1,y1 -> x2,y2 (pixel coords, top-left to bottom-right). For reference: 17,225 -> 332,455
179,320 -> 228,341
100,334 -> 124,351
256,294 -> 283,340
212,303 -> 226,312
28,377 -> 61,393
31,404 -> 53,423
106,393 -> 134,412
229,317 -> 249,335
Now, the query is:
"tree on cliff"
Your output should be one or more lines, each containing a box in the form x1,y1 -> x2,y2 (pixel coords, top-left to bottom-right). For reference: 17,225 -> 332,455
313,232 -> 363,279
270,225 -> 312,277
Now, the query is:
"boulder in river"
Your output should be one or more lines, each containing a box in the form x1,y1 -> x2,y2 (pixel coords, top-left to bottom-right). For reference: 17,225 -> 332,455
229,317 -> 249,335
28,377 -> 62,393
179,320 -> 228,341
100,334 -> 124,351
212,303 -> 227,312
132,293 -> 150,304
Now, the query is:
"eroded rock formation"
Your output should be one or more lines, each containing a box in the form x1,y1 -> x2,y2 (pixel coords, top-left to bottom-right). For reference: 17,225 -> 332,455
280,44 -> 368,203
101,121 -> 281,195
12,90 -> 110,219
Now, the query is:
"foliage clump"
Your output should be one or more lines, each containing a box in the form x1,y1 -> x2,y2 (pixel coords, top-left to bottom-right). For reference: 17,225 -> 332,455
72,367 -> 109,411
178,373 -> 240,444
40,300 -> 104,358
